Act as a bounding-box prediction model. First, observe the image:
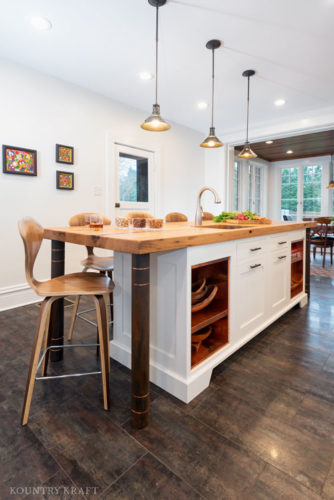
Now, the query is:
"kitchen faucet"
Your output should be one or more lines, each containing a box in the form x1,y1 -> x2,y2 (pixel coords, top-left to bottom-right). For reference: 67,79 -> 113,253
195,186 -> 221,225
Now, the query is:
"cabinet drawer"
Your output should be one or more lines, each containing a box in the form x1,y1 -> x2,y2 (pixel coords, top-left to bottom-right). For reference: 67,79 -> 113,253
237,239 -> 266,262
238,255 -> 266,275
270,249 -> 289,264
270,235 -> 289,252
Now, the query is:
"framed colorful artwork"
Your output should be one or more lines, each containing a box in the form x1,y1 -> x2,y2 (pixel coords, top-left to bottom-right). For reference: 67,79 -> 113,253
2,145 -> 37,176
56,170 -> 74,190
56,144 -> 74,165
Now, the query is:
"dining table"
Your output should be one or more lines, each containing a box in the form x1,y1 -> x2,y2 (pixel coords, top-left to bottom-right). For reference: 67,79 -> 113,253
43,221 -> 314,428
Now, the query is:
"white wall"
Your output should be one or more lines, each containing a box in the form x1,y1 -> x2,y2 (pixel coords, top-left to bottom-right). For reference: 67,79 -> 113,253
0,58 -> 204,310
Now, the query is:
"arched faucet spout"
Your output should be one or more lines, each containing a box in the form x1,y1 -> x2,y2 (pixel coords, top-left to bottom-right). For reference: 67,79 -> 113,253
195,186 -> 221,225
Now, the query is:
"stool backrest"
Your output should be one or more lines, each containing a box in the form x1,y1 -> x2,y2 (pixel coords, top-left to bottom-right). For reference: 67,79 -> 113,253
18,217 -> 43,291
125,211 -> 153,219
203,212 -> 214,221
69,212 -> 111,226
165,212 -> 188,222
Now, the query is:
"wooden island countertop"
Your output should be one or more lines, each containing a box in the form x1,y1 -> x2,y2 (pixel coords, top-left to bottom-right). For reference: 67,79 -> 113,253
44,220 -> 316,254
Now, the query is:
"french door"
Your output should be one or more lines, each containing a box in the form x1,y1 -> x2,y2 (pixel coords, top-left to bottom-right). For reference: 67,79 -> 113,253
280,162 -> 329,220
248,164 -> 263,215
113,144 -> 156,218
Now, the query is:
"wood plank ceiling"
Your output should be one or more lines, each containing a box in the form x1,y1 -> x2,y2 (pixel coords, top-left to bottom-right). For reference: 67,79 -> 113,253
235,130 -> 334,162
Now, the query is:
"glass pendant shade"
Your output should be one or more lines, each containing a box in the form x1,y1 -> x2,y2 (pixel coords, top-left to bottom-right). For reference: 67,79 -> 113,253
237,142 -> 257,159
200,127 -> 223,148
327,180 -> 334,189
141,0 -> 170,132
141,104 -> 170,131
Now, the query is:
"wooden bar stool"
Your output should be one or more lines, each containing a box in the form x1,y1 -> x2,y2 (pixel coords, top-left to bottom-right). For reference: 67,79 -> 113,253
68,213 -> 114,341
18,217 -> 114,426
165,212 -> 188,222
203,212 -> 214,221
125,211 -> 153,219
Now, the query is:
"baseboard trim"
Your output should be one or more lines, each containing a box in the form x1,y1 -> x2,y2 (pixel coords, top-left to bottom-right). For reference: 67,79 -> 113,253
0,283 -> 40,312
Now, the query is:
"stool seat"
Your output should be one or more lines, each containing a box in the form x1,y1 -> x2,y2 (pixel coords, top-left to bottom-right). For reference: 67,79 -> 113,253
35,272 -> 114,297
81,255 -> 114,272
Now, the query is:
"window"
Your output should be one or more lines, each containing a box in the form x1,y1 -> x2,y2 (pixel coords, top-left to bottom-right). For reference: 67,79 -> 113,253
119,153 -> 148,203
303,165 -> 322,218
278,158 -> 331,220
233,161 -> 240,210
248,164 -> 263,215
280,167 -> 298,220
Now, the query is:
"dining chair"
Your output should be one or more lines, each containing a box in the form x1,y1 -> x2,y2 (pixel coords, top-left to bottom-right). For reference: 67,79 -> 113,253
18,217 -> 114,425
310,217 -> 333,267
68,212 -> 114,342
203,212 -> 214,221
165,212 -> 188,222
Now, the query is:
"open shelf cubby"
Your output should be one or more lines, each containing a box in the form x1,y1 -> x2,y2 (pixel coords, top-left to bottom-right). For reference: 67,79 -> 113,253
191,257 -> 229,369
291,240 -> 304,298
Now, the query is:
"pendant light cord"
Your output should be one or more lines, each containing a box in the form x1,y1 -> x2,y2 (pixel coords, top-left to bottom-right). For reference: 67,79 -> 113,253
155,5 -> 159,105
246,75 -> 250,143
211,48 -> 215,128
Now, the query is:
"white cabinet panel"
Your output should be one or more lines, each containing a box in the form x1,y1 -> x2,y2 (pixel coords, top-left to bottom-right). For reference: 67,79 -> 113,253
268,250 -> 290,314
236,256 -> 266,337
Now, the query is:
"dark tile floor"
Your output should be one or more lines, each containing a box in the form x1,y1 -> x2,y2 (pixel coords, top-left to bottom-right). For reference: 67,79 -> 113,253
1,276 -> 334,499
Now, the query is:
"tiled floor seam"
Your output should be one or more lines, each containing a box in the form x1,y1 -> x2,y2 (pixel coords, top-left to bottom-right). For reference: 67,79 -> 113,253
98,451 -> 149,498
188,410 -> 326,496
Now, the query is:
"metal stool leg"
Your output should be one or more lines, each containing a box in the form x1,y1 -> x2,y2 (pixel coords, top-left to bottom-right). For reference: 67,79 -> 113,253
21,297 -> 55,426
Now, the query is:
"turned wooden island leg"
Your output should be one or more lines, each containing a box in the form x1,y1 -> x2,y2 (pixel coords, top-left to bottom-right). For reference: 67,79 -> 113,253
131,254 -> 150,428
49,240 -> 65,362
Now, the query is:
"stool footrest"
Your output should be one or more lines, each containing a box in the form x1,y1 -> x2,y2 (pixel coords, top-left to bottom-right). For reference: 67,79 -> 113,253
36,343 -> 100,373
36,371 -> 101,381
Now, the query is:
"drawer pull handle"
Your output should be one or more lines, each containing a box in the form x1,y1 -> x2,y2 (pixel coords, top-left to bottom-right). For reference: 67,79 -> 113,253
278,241 -> 287,245
250,263 -> 261,269
250,247 -> 262,252
278,255 -> 287,260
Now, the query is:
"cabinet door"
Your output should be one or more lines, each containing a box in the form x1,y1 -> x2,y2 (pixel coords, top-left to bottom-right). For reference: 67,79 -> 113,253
236,257 -> 266,337
268,251 -> 290,314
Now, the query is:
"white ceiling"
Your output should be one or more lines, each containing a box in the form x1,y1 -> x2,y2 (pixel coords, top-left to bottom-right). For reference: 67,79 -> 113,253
0,0 -> 333,136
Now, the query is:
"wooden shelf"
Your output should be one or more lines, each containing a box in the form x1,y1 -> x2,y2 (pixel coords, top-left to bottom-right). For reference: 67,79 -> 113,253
191,300 -> 228,334
191,339 -> 229,369
291,240 -> 304,299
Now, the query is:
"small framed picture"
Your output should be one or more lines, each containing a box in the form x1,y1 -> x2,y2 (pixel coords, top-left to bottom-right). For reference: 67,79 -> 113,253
2,145 -> 37,176
56,144 -> 74,165
56,170 -> 74,190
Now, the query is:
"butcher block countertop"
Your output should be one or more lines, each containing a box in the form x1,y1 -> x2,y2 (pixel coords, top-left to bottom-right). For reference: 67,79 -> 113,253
44,220 -> 316,255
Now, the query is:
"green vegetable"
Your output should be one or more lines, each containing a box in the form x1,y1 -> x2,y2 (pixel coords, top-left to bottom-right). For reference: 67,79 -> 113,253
214,210 -> 258,222
213,212 -> 235,222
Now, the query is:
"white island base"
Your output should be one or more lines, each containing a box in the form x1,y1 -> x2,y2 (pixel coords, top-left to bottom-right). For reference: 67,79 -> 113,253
110,229 -> 307,403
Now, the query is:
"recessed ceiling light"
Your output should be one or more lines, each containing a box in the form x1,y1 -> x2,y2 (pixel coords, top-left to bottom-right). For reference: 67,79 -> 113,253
139,71 -> 154,81
197,101 -> 208,110
274,98 -> 286,107
30,16 -> 52,31
286,150 -> 293,154
265,140 -> 273,144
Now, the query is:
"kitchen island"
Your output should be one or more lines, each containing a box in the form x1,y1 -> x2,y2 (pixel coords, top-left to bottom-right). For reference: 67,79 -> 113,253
44,220 -> 315,427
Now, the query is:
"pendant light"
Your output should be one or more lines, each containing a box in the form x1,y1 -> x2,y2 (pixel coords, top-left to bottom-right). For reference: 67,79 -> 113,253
238,70 -> 257,159
327,155 -> 334,188
200,40 -> 223,148
141,0 -> 170,132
